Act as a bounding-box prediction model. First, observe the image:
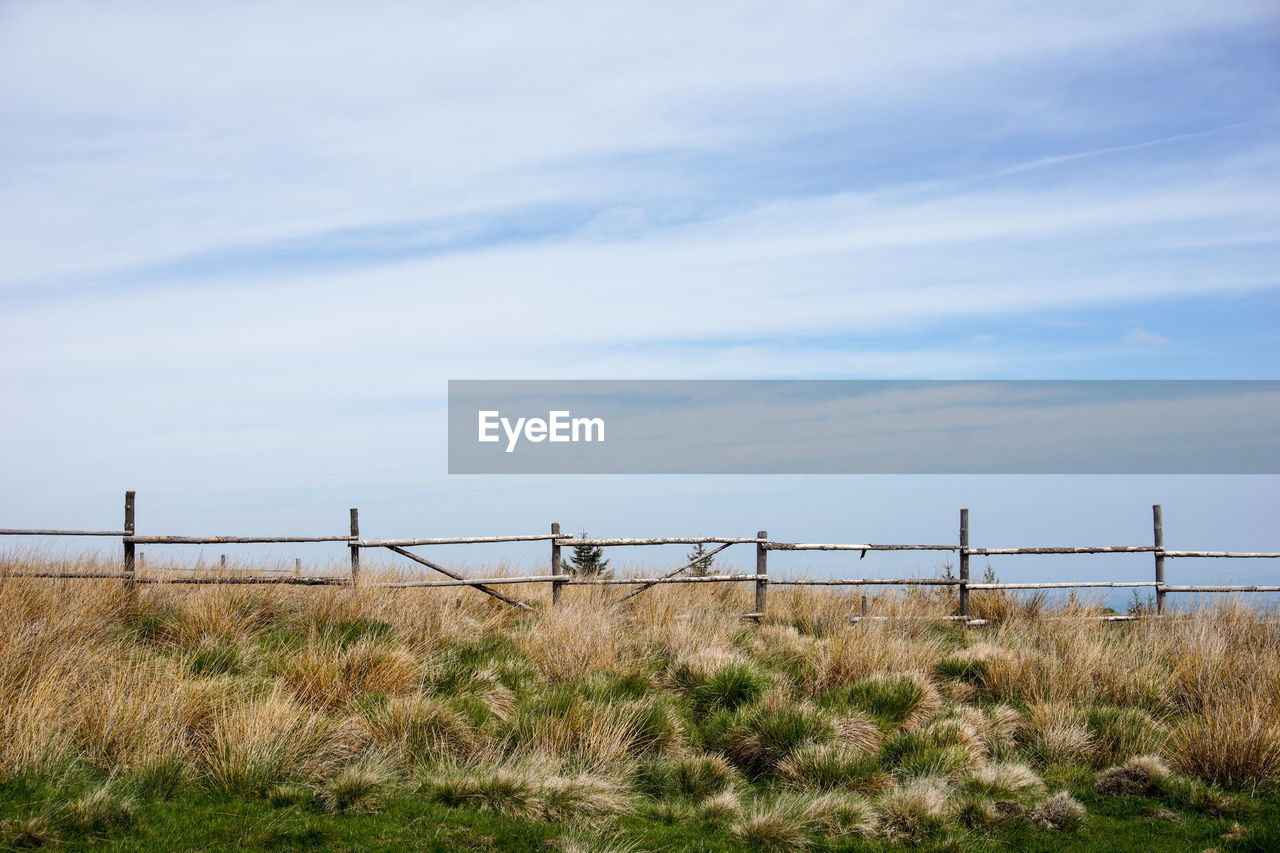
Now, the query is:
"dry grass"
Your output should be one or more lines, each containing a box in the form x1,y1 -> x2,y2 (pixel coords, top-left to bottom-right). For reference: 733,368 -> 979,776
0,552 -> 1277,850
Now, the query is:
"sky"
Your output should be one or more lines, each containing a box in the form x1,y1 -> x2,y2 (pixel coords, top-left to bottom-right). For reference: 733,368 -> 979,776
1,1 -> 1278,597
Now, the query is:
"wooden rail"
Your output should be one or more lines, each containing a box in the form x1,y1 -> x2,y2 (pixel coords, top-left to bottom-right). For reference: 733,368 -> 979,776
2,492 -> 1277,620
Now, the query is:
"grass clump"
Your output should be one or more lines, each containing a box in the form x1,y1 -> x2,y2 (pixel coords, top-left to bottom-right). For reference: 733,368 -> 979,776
729,797 -> 813,851
1085,705 -> 1167,766
876,776 -> 951,842
821,671 -> 940,730
635,754 -> 738,799
267,782 -> 313,808
317,756 -> 397,813
688,662 -> 771,713
708,696 -> 835,778
1029,790 -> 1086,831
1094,754 -> 1172,797
777,742 -> 889,794
1165,697 -> 1280,792
57,784 -> 138,837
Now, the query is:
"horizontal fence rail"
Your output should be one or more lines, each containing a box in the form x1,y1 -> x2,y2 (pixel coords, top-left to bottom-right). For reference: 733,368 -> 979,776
1,491 -> 1277,621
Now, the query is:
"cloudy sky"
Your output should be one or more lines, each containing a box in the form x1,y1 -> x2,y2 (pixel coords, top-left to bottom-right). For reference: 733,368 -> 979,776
1,2 -> 1278,590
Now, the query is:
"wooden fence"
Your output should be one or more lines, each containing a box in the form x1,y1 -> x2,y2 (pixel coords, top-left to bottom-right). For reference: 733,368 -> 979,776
2,491 -> 1278,621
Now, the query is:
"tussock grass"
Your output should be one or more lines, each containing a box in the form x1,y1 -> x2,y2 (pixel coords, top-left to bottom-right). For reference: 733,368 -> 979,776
1,555 -> 1278,850
1029,790 -> 1087,831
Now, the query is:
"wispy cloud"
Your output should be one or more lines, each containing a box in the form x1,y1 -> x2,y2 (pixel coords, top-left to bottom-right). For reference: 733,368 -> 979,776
0,2 -> 1277,543
1125,328 -> 1170,346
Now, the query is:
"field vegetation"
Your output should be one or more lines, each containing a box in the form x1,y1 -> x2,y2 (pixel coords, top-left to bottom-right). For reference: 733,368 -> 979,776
1,554 -> 1278,851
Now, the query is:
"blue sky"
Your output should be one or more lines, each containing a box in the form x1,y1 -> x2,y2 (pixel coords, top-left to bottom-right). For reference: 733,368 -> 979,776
1,2 -> 1278,596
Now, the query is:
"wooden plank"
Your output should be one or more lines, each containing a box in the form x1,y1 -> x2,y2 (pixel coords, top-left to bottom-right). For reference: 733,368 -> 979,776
350,508 -> 360,586
559,537 -> 762,546
138,576 -> 344,586
1153,504 -> 1165,615
2,570 -> 133,579
959,508 -> 969,619
769,578 -> 961,586
127,535 -> 357,544
614,541 -> 736,605
968,546 -> 1157,555
383,545 -> 533,611
1163,584 -> 1280,592
1162,551 -> 1280,558
765,543 -> 957,551
550,523 -> 563,606
123,490 -> 135,592
968,581 -> 1158,589
0,529 -> 131,536
755,530 -> 768,617
362,534 -> 569,546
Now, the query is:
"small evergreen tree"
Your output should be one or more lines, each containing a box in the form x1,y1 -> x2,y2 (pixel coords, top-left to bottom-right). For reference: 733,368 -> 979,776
566,530 -> 611,577
686,542 -> 715,577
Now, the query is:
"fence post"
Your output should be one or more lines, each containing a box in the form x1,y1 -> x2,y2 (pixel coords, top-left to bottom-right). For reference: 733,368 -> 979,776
349,508 -> 360,587
959,508 -> 970,620
123,490 -> 136,592
755,530 -> 768,618
220,554 -> 227,570
550,522 -> 563,605
1153,504 -> 1165,615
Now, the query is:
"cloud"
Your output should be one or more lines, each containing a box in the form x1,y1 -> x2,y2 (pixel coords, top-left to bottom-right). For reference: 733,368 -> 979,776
1124,328 -> 1170,346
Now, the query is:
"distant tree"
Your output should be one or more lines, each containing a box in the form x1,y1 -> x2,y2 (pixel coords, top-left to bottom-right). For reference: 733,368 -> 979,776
686,542 -> 715,577
567,530 -> 611,577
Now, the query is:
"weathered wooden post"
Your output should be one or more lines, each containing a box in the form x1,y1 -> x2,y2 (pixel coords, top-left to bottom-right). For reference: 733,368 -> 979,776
220,554 -> 227,570
550,522 -> 563,605
295,557 -> 302,576
349,508 -> 360,587
1153,504 -> 1165,615
123,490 -> 136,592
959,508 -> 970,620
755,530 -> 768,618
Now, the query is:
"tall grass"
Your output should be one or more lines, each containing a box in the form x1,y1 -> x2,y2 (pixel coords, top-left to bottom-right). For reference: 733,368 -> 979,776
1,553 -> 1278,848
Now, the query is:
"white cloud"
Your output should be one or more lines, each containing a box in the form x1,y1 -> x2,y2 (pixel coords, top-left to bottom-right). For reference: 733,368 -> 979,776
1124,328 -> 1170,346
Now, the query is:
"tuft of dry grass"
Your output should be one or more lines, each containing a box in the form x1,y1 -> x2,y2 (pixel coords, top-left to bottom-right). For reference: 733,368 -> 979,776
729,796 -> 814,851
202,686 -> 365,793
876,777 -> 951,842
1165,696 -> 1280,793
1029,790 -> 1086,831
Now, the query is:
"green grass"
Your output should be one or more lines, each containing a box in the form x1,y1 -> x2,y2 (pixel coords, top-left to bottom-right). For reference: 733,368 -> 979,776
5,573 -> 1280,851
3,774 -> 1277,852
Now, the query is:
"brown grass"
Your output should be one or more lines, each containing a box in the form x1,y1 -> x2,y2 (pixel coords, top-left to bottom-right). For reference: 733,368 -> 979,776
0,554 -> 1278,808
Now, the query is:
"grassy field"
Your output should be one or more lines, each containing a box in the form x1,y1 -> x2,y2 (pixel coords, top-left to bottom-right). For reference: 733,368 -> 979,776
2,556 -> 1278,851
